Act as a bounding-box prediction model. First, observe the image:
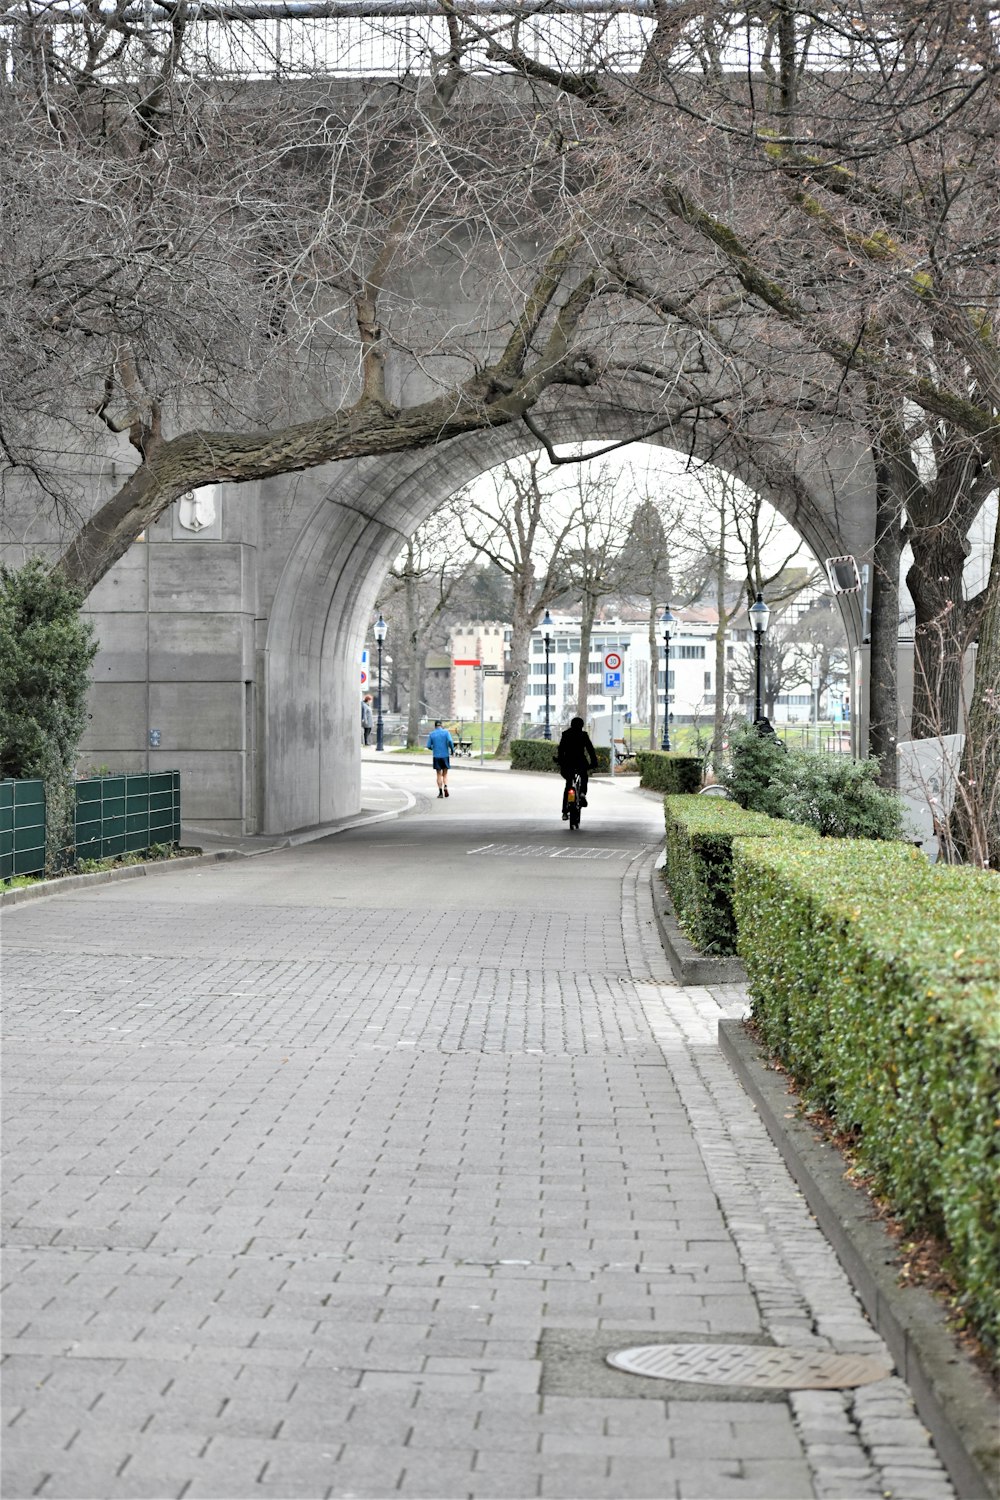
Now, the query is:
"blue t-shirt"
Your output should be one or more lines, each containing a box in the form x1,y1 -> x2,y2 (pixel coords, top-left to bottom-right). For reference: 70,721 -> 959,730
426,727 -> 454,759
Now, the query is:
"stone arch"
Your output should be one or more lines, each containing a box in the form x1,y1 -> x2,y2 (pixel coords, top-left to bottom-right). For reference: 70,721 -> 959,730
263,404 -> 872,832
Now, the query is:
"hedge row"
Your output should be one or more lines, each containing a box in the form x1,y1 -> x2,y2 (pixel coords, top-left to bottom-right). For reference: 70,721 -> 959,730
634,751 -> 703,794
663,795 -> 814,955
732,838 -> 1000,1352
510,739 -> 611,773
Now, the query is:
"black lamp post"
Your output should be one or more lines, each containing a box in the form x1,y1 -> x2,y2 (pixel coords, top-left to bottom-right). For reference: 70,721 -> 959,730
660,605 -> 674,751
542,610 -> 554,740
748,591 -> 770,724
373,613 -> 388,751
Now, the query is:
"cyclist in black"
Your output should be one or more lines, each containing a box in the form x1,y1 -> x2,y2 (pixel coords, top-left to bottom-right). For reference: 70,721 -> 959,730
556,716 -> 599,820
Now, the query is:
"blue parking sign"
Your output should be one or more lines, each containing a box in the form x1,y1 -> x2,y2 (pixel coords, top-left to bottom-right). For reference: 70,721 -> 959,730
605,670 -> 621,691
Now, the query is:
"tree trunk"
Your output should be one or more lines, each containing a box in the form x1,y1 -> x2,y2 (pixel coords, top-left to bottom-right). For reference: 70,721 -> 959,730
868,435 -> 905,787
647,603 -> 659,749
907,533 -> 969,739
712,516 -> 727,770
496,594 -> 537,756
950,490 -> 1000,867
576,593 -> 597,719
403,557 -> 422,748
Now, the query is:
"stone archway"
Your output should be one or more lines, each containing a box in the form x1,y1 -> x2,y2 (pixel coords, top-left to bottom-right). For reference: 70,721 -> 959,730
262,405 -> 873,833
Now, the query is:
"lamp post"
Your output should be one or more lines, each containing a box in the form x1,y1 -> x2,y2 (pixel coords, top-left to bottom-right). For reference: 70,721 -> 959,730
373,613 -> 388,751
542,610 -> 554,740
660,605 -> 674,751
748,591 -> 770,724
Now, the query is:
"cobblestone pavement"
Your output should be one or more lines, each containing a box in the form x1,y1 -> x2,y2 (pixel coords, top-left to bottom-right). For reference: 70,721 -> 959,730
2,766 -> 953,1499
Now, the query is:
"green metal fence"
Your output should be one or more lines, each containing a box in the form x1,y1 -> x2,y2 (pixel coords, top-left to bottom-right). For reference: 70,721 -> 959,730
0,778 -> 47,880
75,771 -> 181,862
1,772 -> 181,880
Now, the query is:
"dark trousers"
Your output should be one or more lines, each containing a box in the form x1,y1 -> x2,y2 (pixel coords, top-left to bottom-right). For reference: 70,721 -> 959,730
561,769 -> 588,814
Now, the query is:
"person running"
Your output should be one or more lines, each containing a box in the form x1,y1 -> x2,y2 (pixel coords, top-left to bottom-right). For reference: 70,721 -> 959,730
426,720 -> 455,798
556,716 -> 599,819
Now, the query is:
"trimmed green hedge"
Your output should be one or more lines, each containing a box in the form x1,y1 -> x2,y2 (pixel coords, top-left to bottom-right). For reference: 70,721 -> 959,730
733,838 -> 1000,1351
635,751 -> 703,794
510,739 -> 611,773
663,795 -> 814,955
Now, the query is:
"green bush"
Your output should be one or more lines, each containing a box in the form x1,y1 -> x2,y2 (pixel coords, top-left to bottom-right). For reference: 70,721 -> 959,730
663,794 -> 814,955
720,723 -> 904,839
510,739 -> 611,773
0,559 -> 97,871
733,838 -> 1000,1352
635,751 -> 703,794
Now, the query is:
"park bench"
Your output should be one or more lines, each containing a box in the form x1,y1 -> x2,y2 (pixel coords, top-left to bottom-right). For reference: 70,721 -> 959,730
613,738 -> 636,765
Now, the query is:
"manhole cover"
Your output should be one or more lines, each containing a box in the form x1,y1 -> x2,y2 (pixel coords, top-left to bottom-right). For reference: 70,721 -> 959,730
607,1344 -> 891,1389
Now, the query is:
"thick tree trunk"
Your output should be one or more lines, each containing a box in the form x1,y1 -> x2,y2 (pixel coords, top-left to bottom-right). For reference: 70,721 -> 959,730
950,491 -> 1000,867
867,436 -> 905,787
907,532 -> 969,739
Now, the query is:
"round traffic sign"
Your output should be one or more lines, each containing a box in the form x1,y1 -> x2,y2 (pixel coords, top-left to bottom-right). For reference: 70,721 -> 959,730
604,651 -> 622,671
360,669 -> 368,685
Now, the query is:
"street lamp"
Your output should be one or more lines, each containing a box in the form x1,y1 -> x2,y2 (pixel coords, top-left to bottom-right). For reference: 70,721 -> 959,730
373,613 -> 388,751
660,605 -> 674,751
748,591 -> 770,724
542,610 -> 554,741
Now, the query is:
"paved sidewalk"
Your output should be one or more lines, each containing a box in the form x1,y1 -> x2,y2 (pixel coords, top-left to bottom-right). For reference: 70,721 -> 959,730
2,767 -> 953,1499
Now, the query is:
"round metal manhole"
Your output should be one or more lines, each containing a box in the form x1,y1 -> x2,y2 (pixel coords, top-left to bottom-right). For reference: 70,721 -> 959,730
607,1344 -> 891,1390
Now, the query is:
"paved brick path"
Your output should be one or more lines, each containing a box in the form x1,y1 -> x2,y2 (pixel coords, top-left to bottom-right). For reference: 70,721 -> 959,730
1,766 -> 953,1499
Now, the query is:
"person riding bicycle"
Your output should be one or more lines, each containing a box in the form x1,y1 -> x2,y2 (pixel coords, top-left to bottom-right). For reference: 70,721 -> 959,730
556,716 -> 599,820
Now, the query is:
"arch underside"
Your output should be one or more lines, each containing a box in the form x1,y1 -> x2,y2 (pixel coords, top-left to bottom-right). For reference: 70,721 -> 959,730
263,402 -> 872,832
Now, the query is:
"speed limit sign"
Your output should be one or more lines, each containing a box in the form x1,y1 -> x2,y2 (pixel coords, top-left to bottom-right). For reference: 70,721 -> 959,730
604,651 -> 622,671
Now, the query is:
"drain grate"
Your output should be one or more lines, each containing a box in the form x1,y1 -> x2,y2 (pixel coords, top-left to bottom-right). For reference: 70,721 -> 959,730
607,1344 -> 891,1390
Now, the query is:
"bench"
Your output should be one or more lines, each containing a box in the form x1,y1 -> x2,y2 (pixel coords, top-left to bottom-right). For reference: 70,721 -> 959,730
454,738 -> 474,757
613,738 -> 636,765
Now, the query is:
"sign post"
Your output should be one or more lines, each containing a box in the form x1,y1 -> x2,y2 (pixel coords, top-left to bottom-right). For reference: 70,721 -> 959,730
453,659 -> 482,762
604,652 -> 622,777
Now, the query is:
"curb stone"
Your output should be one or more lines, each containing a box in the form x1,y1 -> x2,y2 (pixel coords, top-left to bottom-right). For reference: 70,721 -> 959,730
719,1017 -> 999,1500
650,862 -> 746,984
0,849 -> 244,908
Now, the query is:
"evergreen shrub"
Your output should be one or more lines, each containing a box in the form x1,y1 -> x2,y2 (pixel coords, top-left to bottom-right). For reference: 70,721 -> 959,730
0,559 -> 97,871
733,837 -> 1000,1352
663,794 -> 814,955
510,739 -> 611,772
635,751 -> 703,794
720,723 -> 904,840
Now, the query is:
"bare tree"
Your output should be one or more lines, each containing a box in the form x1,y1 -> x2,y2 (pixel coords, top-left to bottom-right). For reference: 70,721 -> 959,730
560,464 -> 636,719
448,454 -> 578,754
380,514 -> 476,748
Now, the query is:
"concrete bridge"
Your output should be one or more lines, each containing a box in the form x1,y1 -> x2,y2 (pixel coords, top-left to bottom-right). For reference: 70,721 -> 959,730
0,36 -> 882,838
57,398 -> 872,838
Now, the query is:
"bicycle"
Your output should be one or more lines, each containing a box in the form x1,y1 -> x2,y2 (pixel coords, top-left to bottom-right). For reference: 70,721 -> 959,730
565,771 -> 583,831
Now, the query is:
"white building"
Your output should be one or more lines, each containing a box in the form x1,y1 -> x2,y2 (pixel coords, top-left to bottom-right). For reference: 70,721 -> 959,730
451,606 -> 850,733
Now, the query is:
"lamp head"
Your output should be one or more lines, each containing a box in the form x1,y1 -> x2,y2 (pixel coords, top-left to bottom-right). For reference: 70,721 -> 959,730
749,593 -> 770,634
660,605 -> 674,633
542,609 -> 554,639
373,613 -> 388,643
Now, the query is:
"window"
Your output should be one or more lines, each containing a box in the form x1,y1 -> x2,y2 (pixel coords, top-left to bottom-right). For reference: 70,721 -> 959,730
726,645 -> 734,660
674,644 -> 705,660
704,671 -> 712,690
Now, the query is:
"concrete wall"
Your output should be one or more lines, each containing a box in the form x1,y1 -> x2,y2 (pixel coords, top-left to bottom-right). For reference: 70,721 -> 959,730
1,416 -> 876,841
